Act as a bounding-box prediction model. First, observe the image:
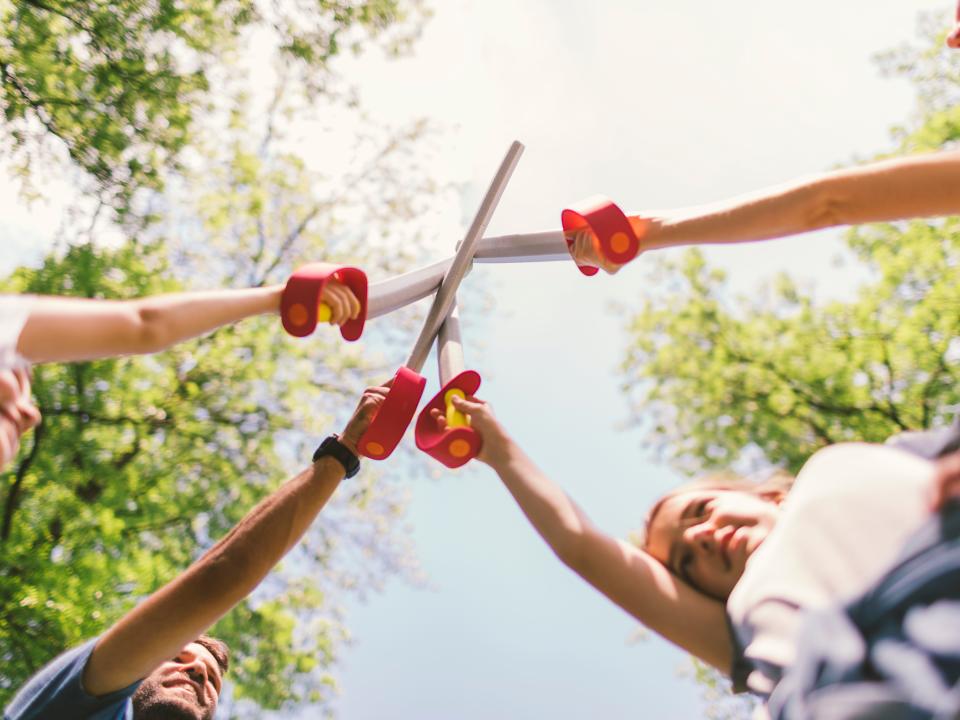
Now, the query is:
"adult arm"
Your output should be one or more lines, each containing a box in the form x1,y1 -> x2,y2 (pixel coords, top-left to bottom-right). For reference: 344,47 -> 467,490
17,280 -> 360,364
448,395 -> 733,672
573,150 -> 960,272
81,383 -> 387,696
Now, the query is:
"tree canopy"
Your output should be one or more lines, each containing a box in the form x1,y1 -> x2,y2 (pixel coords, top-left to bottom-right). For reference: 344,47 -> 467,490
0,1 -> 437,716
621,19 -> 960,478
0,0 -> 425,214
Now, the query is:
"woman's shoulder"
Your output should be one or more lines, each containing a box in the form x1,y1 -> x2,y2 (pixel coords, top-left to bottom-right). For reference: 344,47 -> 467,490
801,440 -> 920,466
794,441 -> 933,498
733,442 -> 934,606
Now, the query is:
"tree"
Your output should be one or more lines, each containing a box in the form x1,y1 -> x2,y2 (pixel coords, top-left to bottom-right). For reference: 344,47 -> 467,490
0,0 -> 426,215
620,223 -> 960,476
0,240 -> 402,714
621,16 -> 960,478
0,52 -> 446,718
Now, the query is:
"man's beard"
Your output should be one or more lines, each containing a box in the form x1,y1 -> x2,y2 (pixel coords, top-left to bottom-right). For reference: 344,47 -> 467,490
132,674 -> 214,720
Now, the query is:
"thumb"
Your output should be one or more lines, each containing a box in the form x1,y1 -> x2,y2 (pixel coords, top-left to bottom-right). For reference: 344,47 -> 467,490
451,394 -> 484,414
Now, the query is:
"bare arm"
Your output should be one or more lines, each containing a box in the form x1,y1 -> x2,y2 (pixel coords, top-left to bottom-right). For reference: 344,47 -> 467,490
645,150 -> 960,250
18,286 -> 284,363
572,150 -> 960,272
81,384 -> 386,695
448,396 -> 732,672
17,278 -> 361,364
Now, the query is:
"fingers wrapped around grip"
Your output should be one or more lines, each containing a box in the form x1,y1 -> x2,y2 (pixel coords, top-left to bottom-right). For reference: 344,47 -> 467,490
562,195 -> 642,276
281,263 -> 368,340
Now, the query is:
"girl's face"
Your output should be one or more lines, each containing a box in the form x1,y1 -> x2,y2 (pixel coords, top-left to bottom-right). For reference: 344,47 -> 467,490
645,489 -> 781,600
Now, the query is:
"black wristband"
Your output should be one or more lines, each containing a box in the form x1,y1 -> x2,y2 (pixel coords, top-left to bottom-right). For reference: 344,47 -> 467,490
312,435 -> 360,479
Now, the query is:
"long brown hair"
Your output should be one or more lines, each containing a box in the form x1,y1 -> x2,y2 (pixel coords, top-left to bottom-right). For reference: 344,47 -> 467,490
636,470 -> 795,551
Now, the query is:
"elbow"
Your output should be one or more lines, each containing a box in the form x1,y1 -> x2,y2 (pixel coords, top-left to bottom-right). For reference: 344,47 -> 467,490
132,302 -> 172,354
802,180 -> 851,231
551,524 -> 594,574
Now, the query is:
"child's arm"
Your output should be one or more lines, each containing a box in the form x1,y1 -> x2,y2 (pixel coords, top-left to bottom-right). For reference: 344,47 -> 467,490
448,395 -> 733,672
17,281 -> 360,364
573,150 -> 960,273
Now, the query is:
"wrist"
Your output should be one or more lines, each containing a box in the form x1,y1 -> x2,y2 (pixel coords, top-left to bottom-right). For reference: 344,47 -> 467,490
263,284 -> 285,314
336,431 -> 359,457
313,434 -> 360,478
628,214 -> 665,251
312,454 -> 346,479
481,431 -> 519,469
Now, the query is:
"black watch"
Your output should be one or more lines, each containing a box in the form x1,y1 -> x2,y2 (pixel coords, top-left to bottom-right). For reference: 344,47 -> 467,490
312,435 -> 360,478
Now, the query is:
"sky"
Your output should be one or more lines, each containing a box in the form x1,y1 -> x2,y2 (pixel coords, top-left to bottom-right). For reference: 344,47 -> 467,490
321,2 -> 949,719
0,1 -> 952,719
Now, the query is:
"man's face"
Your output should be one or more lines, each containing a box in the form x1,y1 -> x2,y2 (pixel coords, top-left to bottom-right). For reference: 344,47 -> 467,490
132,642 -> 224,720
0,367 -> 41,470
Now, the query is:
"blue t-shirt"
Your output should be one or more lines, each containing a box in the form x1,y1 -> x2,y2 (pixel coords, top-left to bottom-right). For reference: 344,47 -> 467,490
4,638 -> 141,720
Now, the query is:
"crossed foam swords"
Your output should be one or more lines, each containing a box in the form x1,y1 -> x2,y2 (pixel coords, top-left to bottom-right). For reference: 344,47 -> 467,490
280,140 -> 639,468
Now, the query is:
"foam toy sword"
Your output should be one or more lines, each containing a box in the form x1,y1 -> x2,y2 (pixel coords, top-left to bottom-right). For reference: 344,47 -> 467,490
414,297 -> 481,468
356,140 -> 525,461
561,196 -> 643,276
278,195 -> 640,342
280,263 -> 368,340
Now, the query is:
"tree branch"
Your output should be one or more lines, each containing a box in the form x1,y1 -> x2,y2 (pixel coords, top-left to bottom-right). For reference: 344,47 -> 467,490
39,406 -> 169,429
1,420 -> 45,543
253,125 -> 418,285
878,331 -> 908,430
120,514 -> 192,536
17,0 -> 94,37
0,63 -> 72,150
920,340 -> 958,427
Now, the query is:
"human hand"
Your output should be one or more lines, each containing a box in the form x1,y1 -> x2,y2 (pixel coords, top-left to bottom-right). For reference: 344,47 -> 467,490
948,1 -> 960,48
0,367 -> 42,470
565,216 -> 647,275
930,450 -> 960,511
339,380 -> 392,455
567,228 -> 622,275
429,394 -> 513,467
320,279 -> 363,327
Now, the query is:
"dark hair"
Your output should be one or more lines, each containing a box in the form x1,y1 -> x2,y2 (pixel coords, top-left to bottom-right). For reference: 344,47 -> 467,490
195,634 -> 230,676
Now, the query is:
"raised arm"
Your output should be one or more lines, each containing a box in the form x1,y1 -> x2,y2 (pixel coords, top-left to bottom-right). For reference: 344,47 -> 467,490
447,395 -> 733,672
573,150 -> 960,273
17,280 -> 360,364
647,150 -> 960,248
81,383 -> 386,696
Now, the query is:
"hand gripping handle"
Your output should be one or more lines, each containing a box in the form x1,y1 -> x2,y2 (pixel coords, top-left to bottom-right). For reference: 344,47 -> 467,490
281,263 -> 368,341
415,370 -> 482,469
561,195 -> 640,276
356,366 -> 427,460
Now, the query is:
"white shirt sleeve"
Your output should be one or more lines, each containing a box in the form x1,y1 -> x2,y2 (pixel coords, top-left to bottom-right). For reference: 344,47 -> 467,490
0,294 -> 33,370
